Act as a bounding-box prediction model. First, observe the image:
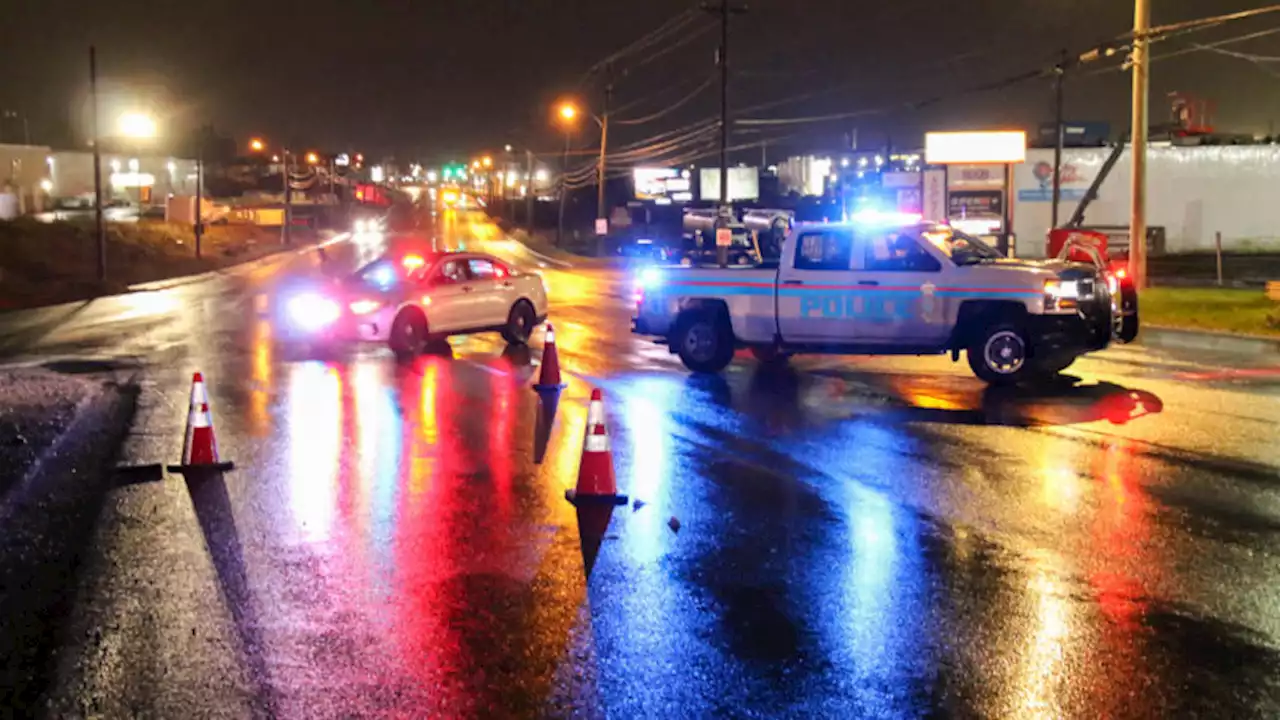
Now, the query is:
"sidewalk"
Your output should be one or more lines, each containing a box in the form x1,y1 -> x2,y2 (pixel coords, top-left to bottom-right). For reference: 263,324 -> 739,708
1139,326 -> 1280,356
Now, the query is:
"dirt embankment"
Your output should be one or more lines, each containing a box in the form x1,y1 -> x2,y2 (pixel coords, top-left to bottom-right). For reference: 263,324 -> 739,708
0,219 -> 318,310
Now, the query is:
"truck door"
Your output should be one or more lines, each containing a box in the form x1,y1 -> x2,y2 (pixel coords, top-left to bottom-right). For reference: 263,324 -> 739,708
777,228 -> 861,343
854,229 -> 949,343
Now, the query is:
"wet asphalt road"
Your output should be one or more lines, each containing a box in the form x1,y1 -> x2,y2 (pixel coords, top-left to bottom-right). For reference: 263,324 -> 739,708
3,209 -> 1280,718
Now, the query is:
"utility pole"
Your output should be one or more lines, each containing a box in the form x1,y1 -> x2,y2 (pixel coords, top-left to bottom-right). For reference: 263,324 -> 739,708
557,132 -> 570,248
89,47 -> 106,283
717,0 -> 729,268
525,149 -> 535,235
596,79 -> 612,256
1130,0 -> 1149,290
195,127 -> 204,259
282,149 -> 292,245
704,0 -> 745,268
1051,49 -> 1067,228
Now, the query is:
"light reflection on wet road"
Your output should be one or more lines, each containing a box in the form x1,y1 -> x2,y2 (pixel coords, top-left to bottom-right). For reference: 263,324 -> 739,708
4,209 -> 1280,717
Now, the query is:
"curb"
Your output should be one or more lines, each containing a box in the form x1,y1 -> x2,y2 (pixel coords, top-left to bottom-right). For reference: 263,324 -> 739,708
126,231 -> 347,292
1139,325 -> 1280,355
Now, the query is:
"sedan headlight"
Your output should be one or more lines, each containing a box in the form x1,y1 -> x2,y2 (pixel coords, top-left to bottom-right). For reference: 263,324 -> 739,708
348,298 -> 381,315
287,293 -> 341,330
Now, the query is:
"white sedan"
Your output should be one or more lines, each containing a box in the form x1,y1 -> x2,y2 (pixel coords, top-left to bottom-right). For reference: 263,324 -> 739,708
284,250 -> 548,359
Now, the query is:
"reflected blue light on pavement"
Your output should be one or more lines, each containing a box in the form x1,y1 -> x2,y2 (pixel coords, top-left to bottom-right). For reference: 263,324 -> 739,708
615,376 -> 675,563
287,362 -> 342,544
841,486 -> 928,710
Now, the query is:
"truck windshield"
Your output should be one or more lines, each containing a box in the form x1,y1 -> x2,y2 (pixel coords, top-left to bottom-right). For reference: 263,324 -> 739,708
922,227 -> 1004,265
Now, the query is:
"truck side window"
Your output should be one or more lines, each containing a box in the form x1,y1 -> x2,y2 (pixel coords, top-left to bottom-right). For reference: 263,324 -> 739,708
794,231 -> 851,271
866,232 -> 941,272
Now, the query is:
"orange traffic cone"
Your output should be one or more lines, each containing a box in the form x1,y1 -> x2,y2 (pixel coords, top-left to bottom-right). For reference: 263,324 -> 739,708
167,373 -> 235,474
584,387 -> 604,436
565,388 -> 627,506
533,323 -> 567,395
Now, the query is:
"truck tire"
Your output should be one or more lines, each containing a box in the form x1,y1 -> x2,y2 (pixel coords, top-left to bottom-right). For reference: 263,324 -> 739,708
750,345 -> 790,365
1118,283 -> 1140,343
967,322 -> 1038,386
1034,352 -> 1076,376
673,310 -> 735,373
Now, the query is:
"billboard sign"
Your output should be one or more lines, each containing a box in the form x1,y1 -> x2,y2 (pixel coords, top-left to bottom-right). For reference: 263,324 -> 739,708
925,131 -> 1027,165
699,166 -> 760,201
633,167 -> 692,202
1017,159 -> 1089,202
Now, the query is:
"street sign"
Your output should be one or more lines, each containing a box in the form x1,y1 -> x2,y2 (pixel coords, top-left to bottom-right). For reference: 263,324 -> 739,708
595,218 -> 608,235
715,227 -> 732,247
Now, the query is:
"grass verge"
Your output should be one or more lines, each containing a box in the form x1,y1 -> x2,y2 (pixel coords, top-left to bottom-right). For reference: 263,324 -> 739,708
1141,287 -> 1280,337
0,218 -> 316,310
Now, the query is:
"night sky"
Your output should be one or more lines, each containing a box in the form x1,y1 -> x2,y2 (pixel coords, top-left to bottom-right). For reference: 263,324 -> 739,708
4,1 -> 1280,162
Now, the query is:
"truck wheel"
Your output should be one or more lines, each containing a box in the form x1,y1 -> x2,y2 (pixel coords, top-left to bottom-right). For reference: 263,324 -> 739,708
389,309 -> 428,361
1034,353 -> 1076,376
750,345 -> 790,365
673,311 -> 735,373
1118,284 -> 1140,343
967,323 -> 1036,386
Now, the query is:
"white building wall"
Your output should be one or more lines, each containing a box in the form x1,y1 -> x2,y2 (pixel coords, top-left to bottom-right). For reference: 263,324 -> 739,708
1014,145 -> 1280,256
50,151 -> 199,201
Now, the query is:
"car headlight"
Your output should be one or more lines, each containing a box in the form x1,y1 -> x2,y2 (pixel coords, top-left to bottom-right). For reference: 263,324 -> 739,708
348,298 -> 381,315
354,219 -> 367,233
287,293 -> 341,330
638,266 -> 663,288
1043,279 -> 1080,311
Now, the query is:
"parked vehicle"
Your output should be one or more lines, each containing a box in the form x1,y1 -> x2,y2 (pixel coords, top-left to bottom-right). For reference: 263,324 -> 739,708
632,212 -> 1137,385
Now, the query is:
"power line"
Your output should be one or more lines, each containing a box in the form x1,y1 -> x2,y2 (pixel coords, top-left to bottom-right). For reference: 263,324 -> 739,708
1195,42 -> 1280,62
611,72 -> 712,116
733,9 -> 1280,130
1138,3 -> 1280,40
580,6 -> 702,82
1083,24 -> 1280,76
615,22 -> 717,78
615,74 -> 715,125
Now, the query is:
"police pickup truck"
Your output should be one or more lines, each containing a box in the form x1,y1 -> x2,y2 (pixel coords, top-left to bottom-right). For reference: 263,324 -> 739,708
631,213 -> 1137,385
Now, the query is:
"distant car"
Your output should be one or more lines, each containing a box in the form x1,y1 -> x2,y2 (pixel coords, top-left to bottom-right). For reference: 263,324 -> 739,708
281,249 -> 549,359
616,237 -> 674,264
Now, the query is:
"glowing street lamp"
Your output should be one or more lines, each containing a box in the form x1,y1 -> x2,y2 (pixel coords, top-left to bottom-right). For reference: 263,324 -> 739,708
117,112 -> 156,138
249,137 -> 265,152
482,156 -> 493,168
306,151 -> 320,165
558,102 -> 578,125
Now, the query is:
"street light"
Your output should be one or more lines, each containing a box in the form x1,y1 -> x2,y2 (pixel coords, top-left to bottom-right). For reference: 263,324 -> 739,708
482,156 -> 493,168
306,151 -> 320,165
249,137 -> 265,152
554,102 -> 581,248
118,112 -> 156,138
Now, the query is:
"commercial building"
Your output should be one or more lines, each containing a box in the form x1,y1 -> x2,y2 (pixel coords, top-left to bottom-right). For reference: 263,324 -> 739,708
0,143 -> 199,218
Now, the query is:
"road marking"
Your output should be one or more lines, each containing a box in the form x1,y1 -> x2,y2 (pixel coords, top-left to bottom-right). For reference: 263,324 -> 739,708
1173,367 -> 1280,382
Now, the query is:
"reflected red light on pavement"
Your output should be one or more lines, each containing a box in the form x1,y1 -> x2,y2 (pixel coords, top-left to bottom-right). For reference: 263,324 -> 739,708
489,368 -> 514,518
1084,436 -> 1160,712
286,363 -> 344,543
249,320 -> 273,435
